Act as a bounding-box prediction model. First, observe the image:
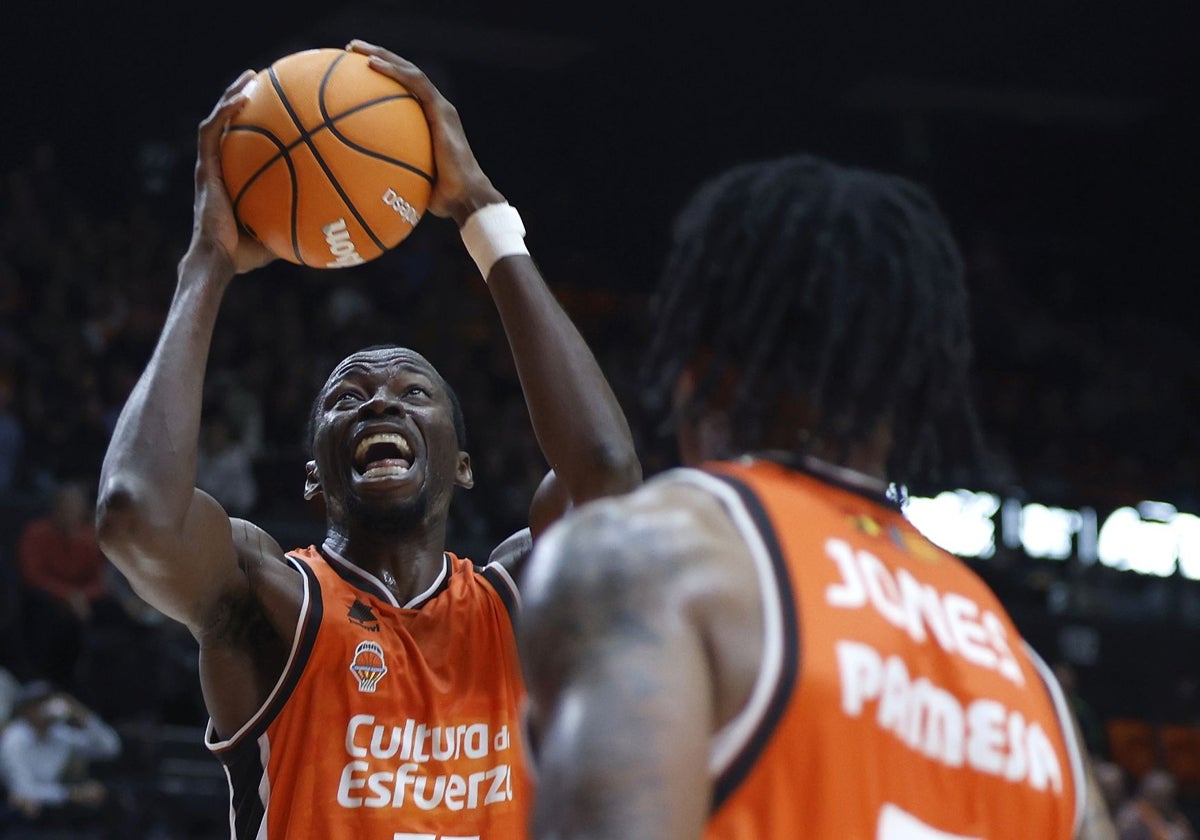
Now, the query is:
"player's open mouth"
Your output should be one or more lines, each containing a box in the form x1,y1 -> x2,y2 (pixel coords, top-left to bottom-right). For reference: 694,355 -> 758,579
353,433 -> 414,479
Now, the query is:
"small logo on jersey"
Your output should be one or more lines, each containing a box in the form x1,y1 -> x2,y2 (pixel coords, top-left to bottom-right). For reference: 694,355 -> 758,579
889,524 -> 945,563
349,640 -> 388,693
323,218 -> 365,268
847,512 -> 944,564
348,599 -> 380,632
848,514 -> 883,537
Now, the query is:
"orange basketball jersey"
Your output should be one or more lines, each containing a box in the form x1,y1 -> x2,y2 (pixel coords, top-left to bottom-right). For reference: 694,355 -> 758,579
205,544 -> 531,839
683,458 -> 1085,840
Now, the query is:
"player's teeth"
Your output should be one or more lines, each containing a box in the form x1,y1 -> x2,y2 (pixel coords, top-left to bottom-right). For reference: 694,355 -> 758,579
362,465 -> 410,479
354,433 -> 412,463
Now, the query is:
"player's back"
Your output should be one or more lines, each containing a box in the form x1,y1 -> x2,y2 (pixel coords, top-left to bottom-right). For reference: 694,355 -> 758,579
683,457 -> 1084,840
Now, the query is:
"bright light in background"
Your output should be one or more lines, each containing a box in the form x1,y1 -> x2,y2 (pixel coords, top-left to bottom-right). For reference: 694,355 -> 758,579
903,492 -> 1200,582
1097,505 -> 1200,579
1177,514 -> 1200,580
903,490 -> 1000,559
1019,503 -> 1083,561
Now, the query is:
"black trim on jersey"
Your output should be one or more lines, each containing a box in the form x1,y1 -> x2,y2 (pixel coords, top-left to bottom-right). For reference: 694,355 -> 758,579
249,555 -> 325,739
212,555 -> 324,838
210,555 -> 324,752
747,451 -> 901,511
224,740 -> 267,840
478,563 -> 519,625
705,470 -> 801,813
318,543 -> 396,603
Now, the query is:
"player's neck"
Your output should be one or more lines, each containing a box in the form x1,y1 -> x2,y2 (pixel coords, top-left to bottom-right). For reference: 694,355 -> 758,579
324,526 -> 449,604
748,421 -> 892,488
787,451 -> 889,495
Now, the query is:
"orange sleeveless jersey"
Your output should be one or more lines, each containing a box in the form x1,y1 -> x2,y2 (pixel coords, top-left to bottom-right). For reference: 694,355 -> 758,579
682,459 -> 1086,840
205,544 -> 532,839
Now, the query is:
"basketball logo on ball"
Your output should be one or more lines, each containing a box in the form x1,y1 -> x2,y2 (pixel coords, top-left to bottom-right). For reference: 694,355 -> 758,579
219,48 -> 434,268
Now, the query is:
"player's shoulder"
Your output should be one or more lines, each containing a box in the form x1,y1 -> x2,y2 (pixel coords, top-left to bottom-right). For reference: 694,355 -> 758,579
619,466 -> 745,536
486,527 -> 534,573
229,517 -> 289,568
558,466 -> 722,535
202,518 -> 300,636
525,468 -> 744,596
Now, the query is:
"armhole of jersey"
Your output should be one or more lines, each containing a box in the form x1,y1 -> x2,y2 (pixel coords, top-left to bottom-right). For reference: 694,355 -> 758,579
478,560 -> 521,625
205,554 -> 324,755
487,527 -> 534,577
669,468 -> 800,811
1025,642 -> 1088,836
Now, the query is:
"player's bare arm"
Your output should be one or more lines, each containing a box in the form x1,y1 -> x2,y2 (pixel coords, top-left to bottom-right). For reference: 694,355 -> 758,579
520,479 -> 763,839
96,72 -> 299,736
350,40 -> 642,542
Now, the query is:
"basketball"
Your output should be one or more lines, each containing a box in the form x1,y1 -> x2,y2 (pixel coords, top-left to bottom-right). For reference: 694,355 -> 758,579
219,48 -> 434,268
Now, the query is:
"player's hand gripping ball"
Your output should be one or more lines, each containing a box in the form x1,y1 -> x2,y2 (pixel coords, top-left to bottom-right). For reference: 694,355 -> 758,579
219,48 -> 434,268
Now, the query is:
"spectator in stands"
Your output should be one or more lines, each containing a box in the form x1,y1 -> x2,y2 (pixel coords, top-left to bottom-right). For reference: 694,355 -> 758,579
1117,768 -> 1198,840
0,544 -> 22,679
0,666 -> 17,726
1095,760 -> 1130,821
16,480 -> 110,690
0,373 -> 23,494
195,412 -> 258,517
0,681 -> 121,832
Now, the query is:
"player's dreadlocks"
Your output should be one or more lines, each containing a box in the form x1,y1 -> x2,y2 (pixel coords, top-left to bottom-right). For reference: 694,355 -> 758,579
643,154 -> 981,486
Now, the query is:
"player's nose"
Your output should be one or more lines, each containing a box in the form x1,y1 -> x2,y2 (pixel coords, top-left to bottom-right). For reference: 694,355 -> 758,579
357,388 -> 404,417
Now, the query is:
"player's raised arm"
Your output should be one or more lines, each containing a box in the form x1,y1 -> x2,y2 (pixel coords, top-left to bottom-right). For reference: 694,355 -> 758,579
96,71 -> 279,632
350,41 -> 642,537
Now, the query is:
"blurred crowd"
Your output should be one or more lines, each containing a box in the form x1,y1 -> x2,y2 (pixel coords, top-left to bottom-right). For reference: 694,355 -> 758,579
0,140 -> 1197,836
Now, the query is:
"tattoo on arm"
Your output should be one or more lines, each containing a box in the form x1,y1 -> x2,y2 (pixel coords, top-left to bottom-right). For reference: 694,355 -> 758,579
521,505 -> 713,839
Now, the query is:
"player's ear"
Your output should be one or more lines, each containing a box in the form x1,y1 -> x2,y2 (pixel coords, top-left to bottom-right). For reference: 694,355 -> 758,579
303,460 -> 322,500
455,451 -> 474,490
694,408 -> 732,462
674,360 -> 736,464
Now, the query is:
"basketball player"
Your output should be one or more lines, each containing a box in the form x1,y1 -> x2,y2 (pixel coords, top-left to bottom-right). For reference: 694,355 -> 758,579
519,156 -> 1116,839
96,42 -> 639,838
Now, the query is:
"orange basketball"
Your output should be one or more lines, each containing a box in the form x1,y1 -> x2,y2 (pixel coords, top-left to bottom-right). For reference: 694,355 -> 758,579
219,48 -> 434,269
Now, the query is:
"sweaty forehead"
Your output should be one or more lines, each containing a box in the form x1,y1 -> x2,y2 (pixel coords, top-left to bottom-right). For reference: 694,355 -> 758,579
324,347 -> 441,389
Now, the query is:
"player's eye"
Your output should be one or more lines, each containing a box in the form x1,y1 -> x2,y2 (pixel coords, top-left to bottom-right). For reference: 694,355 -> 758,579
333,391 -> 364,407
405,385 -> 430,398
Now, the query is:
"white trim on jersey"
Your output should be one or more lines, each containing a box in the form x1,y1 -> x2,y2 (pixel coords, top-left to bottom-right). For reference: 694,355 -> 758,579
403,553 -> 452,609
481,560 -> 522,611
321,542 -> 451,610
223,762 -> 236,839
205,555 -> 314,752
321,540 -> 402,607
667,468 -> 787,778
877,803 -> 983,840
255,735 -> 271,840
1025,642 -> 1089,836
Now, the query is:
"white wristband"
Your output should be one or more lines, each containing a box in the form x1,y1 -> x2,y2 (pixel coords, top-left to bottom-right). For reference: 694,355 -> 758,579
460,202 -> 529,280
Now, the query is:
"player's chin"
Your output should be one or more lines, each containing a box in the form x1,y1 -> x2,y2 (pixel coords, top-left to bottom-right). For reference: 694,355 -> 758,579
352,464 -> 422,497
346,482 -> 430,535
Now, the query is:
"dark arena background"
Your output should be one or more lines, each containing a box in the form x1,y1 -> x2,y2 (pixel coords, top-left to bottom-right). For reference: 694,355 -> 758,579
1,1 -> 1197,836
